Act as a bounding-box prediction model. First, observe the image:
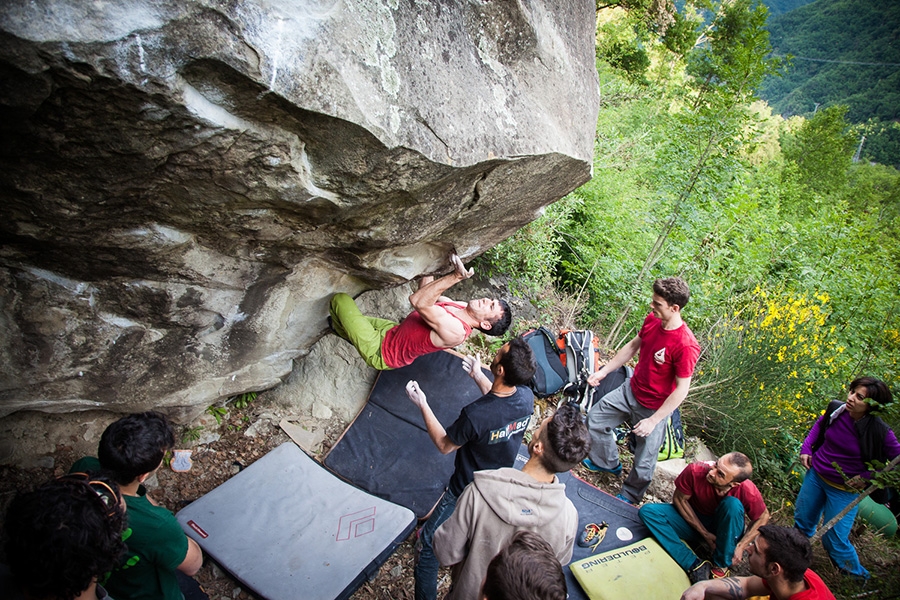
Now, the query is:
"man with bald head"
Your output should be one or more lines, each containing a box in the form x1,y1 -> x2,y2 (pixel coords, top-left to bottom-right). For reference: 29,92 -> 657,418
639,452 -> 770,584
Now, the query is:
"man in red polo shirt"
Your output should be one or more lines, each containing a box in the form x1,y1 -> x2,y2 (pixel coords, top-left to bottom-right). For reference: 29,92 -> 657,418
640,452 -> 770,583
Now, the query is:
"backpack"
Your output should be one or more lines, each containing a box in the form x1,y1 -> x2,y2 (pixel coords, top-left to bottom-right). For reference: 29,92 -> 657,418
521,327 -> 567,397
557,329 -> 601,412
657,408 -> 685,461
522,326 -> 631,416
558,329 -> 600,384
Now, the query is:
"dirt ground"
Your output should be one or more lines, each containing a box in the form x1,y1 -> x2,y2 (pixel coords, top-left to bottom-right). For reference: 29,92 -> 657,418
0,396 -> 436,600
1,392 -> 897,599
0,394 -> 618,600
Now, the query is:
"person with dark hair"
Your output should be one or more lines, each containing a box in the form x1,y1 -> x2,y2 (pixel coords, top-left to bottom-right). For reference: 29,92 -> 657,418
640,452 -> 769,583
582,276 -> 700,505
794,376 -> 899,579
1,474 -> 126,600
330,253 -> 512,370
97,411 -> 175,484
71,411 -> 204,600
681,525 -> 835,600
481,531 -> 567,600
405,338 -> 536,600
653,277 -> 691,311
432,404 -> 589,600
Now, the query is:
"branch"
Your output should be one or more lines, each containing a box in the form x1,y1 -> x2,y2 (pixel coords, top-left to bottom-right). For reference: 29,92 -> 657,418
810,454 -> 900,544
566,255 -> 601,328
604,130 -> 718,346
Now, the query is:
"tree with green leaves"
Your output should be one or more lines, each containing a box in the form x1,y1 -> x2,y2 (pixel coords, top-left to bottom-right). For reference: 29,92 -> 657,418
781,105 -> 856,199
481,1 -> 900,508
600,0 -> 781,344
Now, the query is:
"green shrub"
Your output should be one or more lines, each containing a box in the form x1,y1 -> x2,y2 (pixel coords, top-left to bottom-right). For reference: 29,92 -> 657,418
476,196 -> 579,298
687,285 -> 851,493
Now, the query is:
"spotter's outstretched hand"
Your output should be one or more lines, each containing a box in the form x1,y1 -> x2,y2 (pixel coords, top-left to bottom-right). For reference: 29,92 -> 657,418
461,354 -> 483,379
406,380 -> 427,408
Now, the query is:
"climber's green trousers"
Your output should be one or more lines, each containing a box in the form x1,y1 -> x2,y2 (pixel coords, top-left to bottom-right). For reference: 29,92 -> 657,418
329,293 -> 396,371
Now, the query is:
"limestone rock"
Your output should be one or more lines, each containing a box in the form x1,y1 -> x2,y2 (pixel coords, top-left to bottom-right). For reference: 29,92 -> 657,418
694,443 -> 718,463
279,418 -> 326,454
0,0 -> 599,420
0,409 -> 116,466
648,458 -> 687,502
311,402 -> 333,420
243,411 -> 278,437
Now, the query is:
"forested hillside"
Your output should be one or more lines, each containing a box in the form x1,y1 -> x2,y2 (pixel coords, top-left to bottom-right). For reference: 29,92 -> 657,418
759,0 -> 900,166
679,0 -> 814,17
484,1 -> 900,594
761,0 -> 815,17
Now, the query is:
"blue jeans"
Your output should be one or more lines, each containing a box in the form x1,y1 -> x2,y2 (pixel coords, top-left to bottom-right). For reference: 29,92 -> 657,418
414,488 -> 459,600
794,468 -> 869,578
639,497 -> 745,570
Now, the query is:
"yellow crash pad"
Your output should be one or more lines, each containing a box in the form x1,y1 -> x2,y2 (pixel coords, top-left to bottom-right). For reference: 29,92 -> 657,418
570,537 -> 690,600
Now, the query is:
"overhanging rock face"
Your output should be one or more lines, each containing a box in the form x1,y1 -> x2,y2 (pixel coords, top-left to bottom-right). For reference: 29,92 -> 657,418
0,0 -> 599,419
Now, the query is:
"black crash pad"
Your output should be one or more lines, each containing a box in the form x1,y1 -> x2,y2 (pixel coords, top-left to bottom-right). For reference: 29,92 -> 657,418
325,350 -> 491,518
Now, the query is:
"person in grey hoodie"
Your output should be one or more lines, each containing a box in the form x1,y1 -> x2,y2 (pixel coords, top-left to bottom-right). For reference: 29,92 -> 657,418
433,403 -> 590,600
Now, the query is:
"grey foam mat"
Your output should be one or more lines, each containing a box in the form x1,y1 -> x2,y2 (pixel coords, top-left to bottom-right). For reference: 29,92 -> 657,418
176,442 -> 416,600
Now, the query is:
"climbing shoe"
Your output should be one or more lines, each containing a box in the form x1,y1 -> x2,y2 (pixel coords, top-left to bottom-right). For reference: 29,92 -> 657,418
581,458 -> 623,475
689,560 -> 712,584
711,565 -> 731,579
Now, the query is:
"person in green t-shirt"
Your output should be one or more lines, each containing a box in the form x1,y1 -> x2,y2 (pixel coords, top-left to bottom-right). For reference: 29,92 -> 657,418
71,411 -> 204,600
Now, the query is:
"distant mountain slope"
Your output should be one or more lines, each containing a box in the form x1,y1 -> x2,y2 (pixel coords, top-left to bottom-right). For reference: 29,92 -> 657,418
762,0 -> 816,17
759,0 -> 900,123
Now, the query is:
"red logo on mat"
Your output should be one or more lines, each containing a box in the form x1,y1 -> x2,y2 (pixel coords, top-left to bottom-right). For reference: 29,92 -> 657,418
187,520 -> 209,539
336,507 -> 376,541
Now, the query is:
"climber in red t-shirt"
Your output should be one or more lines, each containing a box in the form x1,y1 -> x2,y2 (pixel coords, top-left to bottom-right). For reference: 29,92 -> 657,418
329,254 -> 511,370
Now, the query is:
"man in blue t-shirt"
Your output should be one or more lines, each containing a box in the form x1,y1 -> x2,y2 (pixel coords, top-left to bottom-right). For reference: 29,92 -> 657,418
404,336 -> 537,600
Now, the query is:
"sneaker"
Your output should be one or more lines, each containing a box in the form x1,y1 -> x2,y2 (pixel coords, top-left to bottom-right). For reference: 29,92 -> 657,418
577,522 -> 609,551
711,565 -> 731,579
615,492 -> 634,505
689,560 -> 712,584
582,458 -> 623,475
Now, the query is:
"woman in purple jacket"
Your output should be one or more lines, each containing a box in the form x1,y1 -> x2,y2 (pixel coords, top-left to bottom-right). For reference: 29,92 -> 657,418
795,376 -> 900,579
